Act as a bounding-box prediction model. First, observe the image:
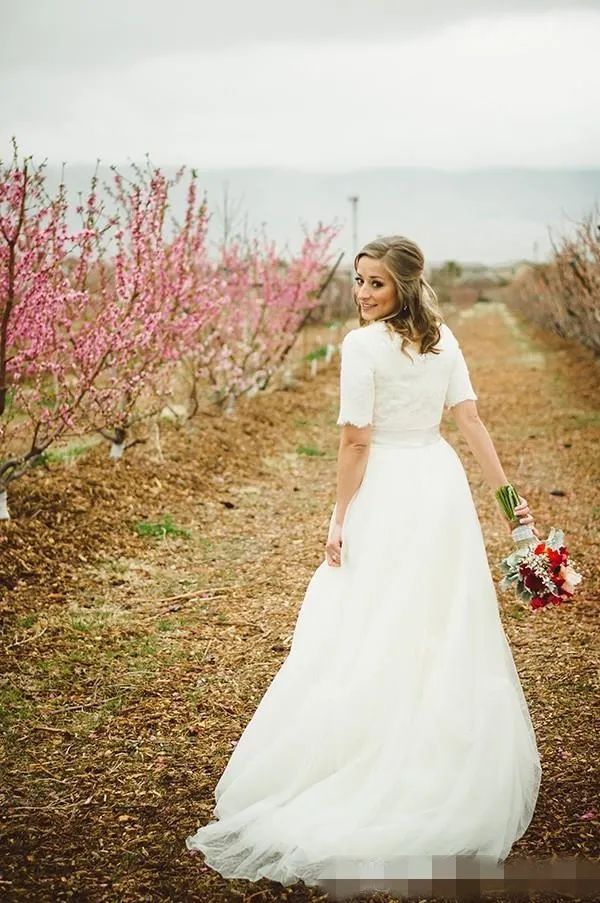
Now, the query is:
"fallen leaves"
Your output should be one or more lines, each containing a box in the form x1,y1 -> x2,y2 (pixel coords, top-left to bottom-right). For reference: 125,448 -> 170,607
1,302 -> 599,901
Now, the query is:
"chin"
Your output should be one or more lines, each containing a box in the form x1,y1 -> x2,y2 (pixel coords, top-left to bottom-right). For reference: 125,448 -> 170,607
360,308 -> 379,321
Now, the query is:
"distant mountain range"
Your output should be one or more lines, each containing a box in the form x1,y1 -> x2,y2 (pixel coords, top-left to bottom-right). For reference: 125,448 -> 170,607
43,165 -> 600,266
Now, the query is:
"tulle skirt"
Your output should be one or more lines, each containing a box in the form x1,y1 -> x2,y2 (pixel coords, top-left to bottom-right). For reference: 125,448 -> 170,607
185,426 -> 541,889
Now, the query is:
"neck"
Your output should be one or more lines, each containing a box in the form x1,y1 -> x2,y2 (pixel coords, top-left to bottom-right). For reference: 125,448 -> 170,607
377,308 -> 405,322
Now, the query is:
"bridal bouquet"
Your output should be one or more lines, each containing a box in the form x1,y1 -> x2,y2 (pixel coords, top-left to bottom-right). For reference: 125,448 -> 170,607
495,484 -> 583,610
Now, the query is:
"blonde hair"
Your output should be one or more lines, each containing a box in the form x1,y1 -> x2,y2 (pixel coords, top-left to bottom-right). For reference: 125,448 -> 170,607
354,235 -> 443,356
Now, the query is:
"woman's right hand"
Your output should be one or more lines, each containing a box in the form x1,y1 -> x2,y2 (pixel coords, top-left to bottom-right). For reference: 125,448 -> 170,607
326,522 -> 343,567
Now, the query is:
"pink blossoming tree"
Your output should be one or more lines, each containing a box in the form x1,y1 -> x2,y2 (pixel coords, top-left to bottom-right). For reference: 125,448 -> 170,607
188,226 -> 342,415
73,162 -> 219,457
0,145 -> 113,519
1,142 -> 342,519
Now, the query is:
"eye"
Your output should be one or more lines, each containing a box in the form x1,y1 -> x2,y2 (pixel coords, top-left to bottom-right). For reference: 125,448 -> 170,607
354,276 -> 363,284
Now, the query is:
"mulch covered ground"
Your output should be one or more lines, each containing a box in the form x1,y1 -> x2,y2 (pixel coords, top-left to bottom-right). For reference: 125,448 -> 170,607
1,300 -> 598,902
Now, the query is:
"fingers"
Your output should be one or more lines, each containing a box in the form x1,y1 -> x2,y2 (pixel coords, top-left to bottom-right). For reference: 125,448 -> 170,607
325,540 -> 342,567
514,496 -> 536,527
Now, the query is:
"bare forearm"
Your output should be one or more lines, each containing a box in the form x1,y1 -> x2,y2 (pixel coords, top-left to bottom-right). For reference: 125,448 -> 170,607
335,442 -> 369,525
460,419 -> 509,491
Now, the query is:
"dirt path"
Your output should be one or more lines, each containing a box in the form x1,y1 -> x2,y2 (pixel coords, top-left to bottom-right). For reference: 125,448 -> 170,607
1,302 -> 599,902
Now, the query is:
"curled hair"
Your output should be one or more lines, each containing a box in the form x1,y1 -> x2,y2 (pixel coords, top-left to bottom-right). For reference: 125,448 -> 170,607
354,235 -> 442,356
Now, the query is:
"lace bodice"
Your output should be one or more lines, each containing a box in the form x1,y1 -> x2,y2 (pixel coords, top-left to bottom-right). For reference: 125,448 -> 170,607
336,320 -> 477,433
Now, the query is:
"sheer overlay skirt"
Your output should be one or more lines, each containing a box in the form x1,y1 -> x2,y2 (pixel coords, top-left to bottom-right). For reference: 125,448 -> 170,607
185,431 -> 541,887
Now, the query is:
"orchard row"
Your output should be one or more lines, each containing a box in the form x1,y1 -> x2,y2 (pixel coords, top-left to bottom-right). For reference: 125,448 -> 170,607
509,212 -> 600,354
0,144 -> 342,518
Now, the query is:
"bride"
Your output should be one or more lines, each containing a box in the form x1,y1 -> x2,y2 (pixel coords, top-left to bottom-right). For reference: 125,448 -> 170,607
185,235 -> 542,891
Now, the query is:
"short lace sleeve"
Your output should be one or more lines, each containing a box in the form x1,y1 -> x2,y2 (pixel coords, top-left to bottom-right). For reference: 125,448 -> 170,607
445,345 -> 478,409
336,329 -> 375,427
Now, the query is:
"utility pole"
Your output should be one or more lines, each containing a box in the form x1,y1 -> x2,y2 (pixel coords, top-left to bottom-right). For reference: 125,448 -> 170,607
348,195 -> 359,259
347,195 -> 360,309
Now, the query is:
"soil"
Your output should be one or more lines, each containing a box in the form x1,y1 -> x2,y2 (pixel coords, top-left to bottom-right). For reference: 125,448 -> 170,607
1,300 -> 599,903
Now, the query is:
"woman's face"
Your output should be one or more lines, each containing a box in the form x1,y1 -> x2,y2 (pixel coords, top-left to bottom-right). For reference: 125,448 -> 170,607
354,256 -> 398,321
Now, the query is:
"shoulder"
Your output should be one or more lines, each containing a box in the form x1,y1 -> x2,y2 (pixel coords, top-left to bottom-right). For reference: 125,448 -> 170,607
437,322 -> 461,354
438,321 -> 457,344
340,323 -> 382,355
341,323 -> 380,344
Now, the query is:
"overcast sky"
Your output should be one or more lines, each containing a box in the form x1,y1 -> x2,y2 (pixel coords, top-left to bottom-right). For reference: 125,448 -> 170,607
1,0 -> 599,171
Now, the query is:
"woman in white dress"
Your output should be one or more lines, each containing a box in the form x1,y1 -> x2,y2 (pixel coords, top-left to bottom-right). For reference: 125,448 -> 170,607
185,236 -> 542,891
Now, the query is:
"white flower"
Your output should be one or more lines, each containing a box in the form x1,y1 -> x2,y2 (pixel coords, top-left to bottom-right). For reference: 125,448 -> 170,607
564,565 -> 583,587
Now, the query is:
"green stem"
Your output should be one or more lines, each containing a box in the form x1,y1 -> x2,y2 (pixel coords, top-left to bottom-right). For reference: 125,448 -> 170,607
495,483 -> 521,525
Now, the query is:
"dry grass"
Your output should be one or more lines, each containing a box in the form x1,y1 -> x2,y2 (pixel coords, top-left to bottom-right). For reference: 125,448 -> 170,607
1,303 -> 599,902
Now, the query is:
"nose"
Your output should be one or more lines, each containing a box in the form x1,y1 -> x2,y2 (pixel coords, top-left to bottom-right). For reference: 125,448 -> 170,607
357,284 -> 371,302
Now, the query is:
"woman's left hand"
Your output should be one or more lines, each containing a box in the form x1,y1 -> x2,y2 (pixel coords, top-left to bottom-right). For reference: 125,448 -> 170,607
326,522 -> 343,567
513,495 -> 540,538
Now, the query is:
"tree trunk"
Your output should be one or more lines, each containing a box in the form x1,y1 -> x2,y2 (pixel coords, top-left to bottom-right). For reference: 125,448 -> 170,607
0,488 -> 10,521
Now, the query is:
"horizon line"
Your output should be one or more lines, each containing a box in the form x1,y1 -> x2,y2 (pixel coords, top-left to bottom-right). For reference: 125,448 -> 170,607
15,159 -> 600,175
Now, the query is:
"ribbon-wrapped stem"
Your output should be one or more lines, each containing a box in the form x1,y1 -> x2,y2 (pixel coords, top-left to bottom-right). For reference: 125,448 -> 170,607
495,483 -> 536,548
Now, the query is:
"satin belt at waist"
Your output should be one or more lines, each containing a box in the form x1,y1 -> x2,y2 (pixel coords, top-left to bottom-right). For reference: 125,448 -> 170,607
371,425 -> 441,448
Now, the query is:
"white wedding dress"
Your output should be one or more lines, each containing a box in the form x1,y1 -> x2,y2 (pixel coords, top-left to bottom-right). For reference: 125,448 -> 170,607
185,320 -> 542,890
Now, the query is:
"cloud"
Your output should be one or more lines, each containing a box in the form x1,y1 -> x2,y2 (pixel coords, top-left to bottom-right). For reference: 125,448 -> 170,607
1,9 -> 599,169
0,0 -> 597,71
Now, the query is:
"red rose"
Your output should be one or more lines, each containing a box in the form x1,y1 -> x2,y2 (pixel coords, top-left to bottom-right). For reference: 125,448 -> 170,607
523,571 -> 546,595
535,542 -> 546,555
531,596 -> 547,610
547,549 -> 562,567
